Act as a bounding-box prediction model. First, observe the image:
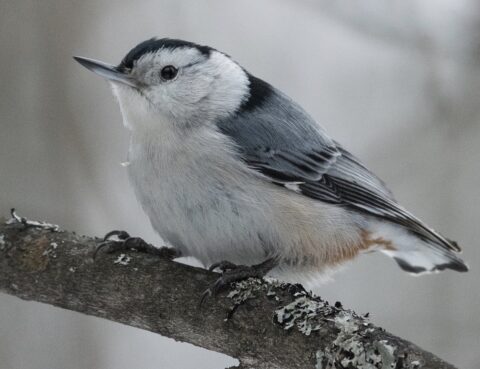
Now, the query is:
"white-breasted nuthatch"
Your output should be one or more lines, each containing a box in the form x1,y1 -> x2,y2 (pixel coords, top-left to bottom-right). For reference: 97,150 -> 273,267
74,38 -> 468,286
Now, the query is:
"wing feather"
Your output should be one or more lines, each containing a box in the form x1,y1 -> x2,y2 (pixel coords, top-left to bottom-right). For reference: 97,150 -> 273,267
216,83 -> 460,254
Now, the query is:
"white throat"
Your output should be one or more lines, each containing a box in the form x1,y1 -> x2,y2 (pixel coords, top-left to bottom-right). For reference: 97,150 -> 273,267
111,50 -> 250,133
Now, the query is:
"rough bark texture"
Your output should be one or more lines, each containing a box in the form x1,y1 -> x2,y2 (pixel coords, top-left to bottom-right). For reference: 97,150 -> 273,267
0,218 -> 459,369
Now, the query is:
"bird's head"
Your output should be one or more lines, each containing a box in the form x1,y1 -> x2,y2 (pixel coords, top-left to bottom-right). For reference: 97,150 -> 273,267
74,38 -> 250,130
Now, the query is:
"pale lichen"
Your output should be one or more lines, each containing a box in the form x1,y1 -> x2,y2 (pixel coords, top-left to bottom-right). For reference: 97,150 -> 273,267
227,277 -> 287,305
274,286 -> 341,336
227,278 -> 264,305
224,277 -> 289,321
227,278 -> 413,368
315,312 -> 399,369
114,253 -> 131,266
271,285 -> 404,369
6,209 -> 60,232
0,234 -> 5,250
275,295 -> 326,335
42,242 -> 58,258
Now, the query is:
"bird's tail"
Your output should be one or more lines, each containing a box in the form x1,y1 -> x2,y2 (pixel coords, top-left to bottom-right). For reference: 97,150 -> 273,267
385,245 -> 468,274
372,221 -> 469,274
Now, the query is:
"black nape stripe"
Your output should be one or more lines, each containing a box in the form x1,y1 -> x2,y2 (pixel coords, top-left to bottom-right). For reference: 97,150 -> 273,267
118,38 -> 214,70
238,73 -> 274,113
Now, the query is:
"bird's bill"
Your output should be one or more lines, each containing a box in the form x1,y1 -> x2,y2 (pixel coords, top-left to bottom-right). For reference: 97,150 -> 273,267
73,56 -> 138,88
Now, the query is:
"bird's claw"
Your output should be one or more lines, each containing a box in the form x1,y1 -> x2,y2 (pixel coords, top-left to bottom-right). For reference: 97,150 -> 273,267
200,258 -> 276,306
199,288 -> 213,306
208,260 -> 238,273
94,230 -> 180,260
199,273 -> 233,307
103,230 -> 130,242
94,230 -> 131,258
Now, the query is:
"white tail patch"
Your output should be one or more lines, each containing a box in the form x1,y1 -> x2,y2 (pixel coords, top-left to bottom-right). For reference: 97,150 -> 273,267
369,220 -> 468,274
382,249 -> 453,274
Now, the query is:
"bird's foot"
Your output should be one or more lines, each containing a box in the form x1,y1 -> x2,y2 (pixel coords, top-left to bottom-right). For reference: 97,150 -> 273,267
94,230 -> 180,259
200,258 -> 276,305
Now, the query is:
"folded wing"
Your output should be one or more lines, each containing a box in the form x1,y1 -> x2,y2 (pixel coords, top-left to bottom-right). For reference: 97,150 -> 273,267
216,86 -> 462,257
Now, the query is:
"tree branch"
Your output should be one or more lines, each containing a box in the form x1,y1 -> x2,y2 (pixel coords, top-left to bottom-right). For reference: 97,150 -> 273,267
0,216 -> 458,369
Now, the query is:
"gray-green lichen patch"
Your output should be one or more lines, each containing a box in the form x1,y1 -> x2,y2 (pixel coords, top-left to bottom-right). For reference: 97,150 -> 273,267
114,253 -> 131,266
274,286 -> 341,336
42,242 -> 59,258
271,285 -> 405,368
227,278 -> 264,304
410,360 -> 421,368
275,295 -> 329,335
315,311 -> 402,369
316,311 -> 395,368
226,278 -> 419,369
227,277 -> 287,305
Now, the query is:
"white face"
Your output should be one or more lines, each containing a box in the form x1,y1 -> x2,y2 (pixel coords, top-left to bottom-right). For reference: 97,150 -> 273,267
111,47 -> 249,131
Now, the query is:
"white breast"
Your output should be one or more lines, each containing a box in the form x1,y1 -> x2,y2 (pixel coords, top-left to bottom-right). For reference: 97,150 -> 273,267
127,124 -> 268,264
126,123 -> 363,276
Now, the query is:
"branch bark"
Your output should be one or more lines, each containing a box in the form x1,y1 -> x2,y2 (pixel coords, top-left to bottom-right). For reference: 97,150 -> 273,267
0,217 -> 458,369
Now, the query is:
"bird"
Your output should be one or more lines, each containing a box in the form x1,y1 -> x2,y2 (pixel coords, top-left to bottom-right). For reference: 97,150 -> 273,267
74,38 -> 468,292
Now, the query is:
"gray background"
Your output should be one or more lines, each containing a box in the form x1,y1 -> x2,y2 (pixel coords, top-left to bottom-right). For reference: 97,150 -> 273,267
1,0 -> 479,368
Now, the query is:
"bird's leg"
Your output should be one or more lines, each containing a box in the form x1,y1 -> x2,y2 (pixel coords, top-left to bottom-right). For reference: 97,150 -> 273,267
201,258 -> 277,305
94,230 -> 180,260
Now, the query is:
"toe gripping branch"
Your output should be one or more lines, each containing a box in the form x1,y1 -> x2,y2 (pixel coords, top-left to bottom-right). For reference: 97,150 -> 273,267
94,230 -> 180,260
200,258 -> 277,306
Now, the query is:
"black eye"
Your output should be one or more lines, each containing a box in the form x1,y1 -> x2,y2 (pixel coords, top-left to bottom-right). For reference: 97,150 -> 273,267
160,65 -> 178,81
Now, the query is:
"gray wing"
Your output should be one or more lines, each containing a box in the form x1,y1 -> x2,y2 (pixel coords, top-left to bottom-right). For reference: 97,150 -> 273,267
216,86 -> 460,253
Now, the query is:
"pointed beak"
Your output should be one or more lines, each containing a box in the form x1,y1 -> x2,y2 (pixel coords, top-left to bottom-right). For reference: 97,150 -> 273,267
73,56 -> 138,88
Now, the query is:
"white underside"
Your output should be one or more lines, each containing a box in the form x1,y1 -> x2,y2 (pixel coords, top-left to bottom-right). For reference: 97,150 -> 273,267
121,107 -> 456,280
126,125 -> 366,277
126,128 -> 461,279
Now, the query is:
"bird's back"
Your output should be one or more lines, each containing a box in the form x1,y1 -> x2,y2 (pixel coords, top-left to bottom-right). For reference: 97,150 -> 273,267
215,75 -> 468,274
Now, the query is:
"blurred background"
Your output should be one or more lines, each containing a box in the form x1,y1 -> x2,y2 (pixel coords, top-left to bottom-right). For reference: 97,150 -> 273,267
1,0 -> 479,368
